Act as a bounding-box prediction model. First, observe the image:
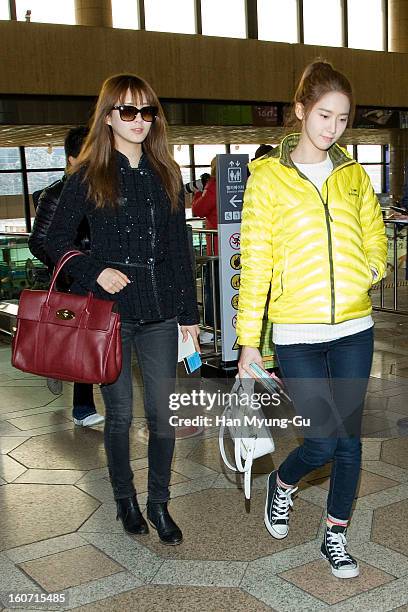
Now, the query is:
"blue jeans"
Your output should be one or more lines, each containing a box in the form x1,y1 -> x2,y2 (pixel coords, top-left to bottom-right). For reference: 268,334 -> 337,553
276,327 -> 374,521
101,317 -> 178,501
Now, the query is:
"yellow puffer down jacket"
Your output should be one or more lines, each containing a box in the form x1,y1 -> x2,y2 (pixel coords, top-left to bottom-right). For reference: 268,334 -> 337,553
236,134 -> 387,347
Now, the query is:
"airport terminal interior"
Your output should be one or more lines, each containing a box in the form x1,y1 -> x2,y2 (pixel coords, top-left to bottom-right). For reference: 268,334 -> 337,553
1,0 -> 408,610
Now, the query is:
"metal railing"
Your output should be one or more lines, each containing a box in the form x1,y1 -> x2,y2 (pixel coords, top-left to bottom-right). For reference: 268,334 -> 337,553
190,227 -> 221,356
373,218 -> 408,315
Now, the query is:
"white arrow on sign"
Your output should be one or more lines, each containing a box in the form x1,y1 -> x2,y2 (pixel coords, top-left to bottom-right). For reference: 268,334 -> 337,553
229,194 -> 243,207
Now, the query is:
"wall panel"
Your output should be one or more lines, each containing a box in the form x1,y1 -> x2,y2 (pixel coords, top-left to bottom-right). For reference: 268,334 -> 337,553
0,22 -> 407,107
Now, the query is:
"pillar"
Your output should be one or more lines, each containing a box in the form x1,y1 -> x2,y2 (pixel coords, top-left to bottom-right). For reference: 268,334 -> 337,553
75,0 -> 112,27
389,0 -> 408,52
389,131 -> 408,198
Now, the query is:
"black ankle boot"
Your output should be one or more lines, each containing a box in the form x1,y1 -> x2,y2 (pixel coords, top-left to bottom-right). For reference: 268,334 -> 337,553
116,495 -> 149,535
147,501 -> 182,545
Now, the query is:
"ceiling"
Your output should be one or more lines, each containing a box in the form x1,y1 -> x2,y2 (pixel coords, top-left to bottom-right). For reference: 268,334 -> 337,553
0,124 -> 398,147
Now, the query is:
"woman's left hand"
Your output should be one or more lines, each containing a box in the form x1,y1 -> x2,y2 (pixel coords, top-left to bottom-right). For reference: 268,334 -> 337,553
180,324 -> 201,353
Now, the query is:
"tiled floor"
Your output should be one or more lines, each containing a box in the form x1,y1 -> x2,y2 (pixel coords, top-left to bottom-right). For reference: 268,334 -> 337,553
0,312 -> 408,611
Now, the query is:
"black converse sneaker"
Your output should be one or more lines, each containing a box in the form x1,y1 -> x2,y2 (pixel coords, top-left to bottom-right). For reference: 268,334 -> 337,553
321,524 -> 359,578
264,470 -> 298,539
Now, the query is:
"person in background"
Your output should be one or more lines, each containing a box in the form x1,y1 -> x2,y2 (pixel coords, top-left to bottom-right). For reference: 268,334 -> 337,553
237,60 -> 387,579
29,127 -> 104,428
192,157 -> 219,343
253,144 -> 273,160
44,74 -> 199,545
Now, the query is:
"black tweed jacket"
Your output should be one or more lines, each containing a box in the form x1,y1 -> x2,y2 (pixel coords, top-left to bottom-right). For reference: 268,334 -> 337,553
45,151 -> 199,325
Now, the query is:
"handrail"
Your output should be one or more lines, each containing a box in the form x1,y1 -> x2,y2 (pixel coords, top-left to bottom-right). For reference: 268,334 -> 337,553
0,232 -> 31,238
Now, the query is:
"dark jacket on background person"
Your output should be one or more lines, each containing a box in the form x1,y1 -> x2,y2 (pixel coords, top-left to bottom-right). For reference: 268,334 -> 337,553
29,175 -> 90,273
44,151 -> 199,325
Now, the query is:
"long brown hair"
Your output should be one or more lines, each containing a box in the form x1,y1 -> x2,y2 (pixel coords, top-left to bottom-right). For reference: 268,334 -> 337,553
73,74 -> 182,211
286,60 -> 354,129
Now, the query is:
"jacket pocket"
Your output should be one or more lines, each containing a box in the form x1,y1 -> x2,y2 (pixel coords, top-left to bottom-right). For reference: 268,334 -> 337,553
271,270 -> 284,302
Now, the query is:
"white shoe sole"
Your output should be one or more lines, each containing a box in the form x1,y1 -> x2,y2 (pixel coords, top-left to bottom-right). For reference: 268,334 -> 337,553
264,476 -> 288,540
73,414 -> 105,427
321,552 -> 359,578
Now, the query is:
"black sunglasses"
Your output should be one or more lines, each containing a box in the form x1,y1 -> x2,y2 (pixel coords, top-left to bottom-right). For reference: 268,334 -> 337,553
111,104 -> 158,123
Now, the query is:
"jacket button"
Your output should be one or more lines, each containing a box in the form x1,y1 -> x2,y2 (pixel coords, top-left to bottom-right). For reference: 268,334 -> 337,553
147,227 -> 153,234
147,257 -> 154,264
120,168 -> 125,174
125,226 -> 131,232
125,257 -> 130,264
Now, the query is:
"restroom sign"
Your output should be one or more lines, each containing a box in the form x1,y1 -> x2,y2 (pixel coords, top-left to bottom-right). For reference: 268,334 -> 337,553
228,162 -> 242,183
216,154 -> 248,364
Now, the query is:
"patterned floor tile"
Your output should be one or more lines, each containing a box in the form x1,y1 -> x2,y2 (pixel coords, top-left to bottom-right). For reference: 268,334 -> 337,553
0,455 -> 26,482
71,585 -> 273,612
140,488 -> 323,561
0,484 -> 99,551
8,428 -> 147,471
18,545 -> 124,592
152,559 -> 247,587
80,533 -> 163,582
372,499 -> 408,555
381,438 -> 408,469
4,534 -> 87,564
279,559 -> 395,605
6,412 -> 71,431
14,468 -> 86,484
0,436 -> 29,454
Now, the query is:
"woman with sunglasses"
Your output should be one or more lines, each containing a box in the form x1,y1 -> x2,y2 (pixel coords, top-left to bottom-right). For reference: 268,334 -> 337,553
45,74 -> 200,545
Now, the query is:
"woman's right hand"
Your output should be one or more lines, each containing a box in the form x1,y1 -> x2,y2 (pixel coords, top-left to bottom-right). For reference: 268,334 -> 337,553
96,268 -> 130,294
238,346 -> 264,380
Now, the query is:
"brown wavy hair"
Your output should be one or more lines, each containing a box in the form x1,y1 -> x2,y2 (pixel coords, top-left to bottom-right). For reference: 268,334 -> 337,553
285,60 -> 354,129
72,74 -> 181,211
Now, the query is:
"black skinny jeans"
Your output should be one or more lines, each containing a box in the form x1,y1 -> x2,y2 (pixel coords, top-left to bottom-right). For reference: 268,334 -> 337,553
102,317 -> 178,502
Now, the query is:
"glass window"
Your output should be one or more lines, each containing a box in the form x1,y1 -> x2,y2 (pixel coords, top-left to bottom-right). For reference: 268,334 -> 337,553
194,166 -> 211,181
346,145 -> 355,158
0,174 -> 26,233
0,0 -> 9,19
201,0 -> 246,38
145,0 -> 195,33
357,145 -> 382,163
231,144 -> 259,160
194,144 -> 226,165
348,0 -> 384,51
25,147 -> 66,170
362,165 -> 382,193
16,0 -> 75,24
257,0 -> 297,43
180,167 -> 192,184
0,172 -> 23,196
173,145 -> 191,166
111,0 -> 139,29
0,148 -> 21,170
303,0 -> 342,47
27,171 -> 64,195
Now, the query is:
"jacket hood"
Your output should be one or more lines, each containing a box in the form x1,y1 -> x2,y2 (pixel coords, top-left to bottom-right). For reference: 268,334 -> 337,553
248,133 -> 353,174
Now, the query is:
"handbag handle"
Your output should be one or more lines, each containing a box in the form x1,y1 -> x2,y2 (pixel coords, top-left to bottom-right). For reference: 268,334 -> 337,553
45,250 -> 85,304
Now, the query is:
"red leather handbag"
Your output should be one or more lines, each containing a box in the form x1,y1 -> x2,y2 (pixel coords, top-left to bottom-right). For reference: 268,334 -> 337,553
12,250 -> 122,384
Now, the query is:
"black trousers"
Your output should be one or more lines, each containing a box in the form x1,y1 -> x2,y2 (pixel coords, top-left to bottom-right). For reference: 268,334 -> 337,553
102,317 -> 178,501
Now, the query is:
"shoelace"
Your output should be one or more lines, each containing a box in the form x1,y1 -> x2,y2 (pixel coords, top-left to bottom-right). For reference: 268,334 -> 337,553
326,530 -> 354,564
271,485 -> 298,521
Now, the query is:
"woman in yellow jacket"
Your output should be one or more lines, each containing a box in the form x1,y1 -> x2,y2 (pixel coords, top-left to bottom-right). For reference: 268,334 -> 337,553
237,61 -> 387,580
